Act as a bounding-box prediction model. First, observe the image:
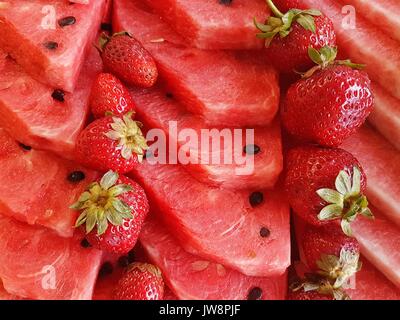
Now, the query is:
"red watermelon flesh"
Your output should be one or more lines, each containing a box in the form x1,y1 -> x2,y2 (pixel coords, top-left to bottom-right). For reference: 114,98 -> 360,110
0,0 -> 105,92
338,0 -> 400,43
128,161 -> 291,277
0,46 -> 102,159
342,125 -> 400,228
0,280 -> 22,300
140,216 -> 287,300
142,0 -> 267,50
113,0 -> 280,127
0,215 -> 102,300
294,219 -> 400,299
352,208 -> 400,289
131,87 -> 283,190
297,0 -> 400,100
368,83 -> 400,150
0,129 -> 99,237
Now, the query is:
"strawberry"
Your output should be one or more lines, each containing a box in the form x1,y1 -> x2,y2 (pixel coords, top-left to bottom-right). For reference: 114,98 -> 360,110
254,0 -> 336,73
284,146 -> 373,235
71,171 -> 149,254
75,112 -> 148,174
98,32 -> 158,88
303,225 -> 361,288
113,263 -> 164,300
282,46 -> 374,147
90,73 -> 136,119
288,288 -> 334,300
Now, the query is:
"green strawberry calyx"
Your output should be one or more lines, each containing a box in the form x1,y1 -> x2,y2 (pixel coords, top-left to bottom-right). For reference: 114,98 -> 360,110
316,166 -> 374,236
317,247 -> 362,289
104,112 -> 149,162
290,273 -> 350,300
303,46 -> 365,78
97,31 -> 132,52
129,263 -> 163,278
71,171 -> 133,236
254,0 -> 321,47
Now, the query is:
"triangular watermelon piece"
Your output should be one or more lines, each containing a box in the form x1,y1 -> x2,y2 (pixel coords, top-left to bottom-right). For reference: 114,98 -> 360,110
0,129 -> 99,237
0,0 -> 105,92
128,161 -> 290,277
113,0 -> 280,127
140,216 -> 287,300
0,46 -> 102,158
131,87 -> 283,190
0,215 -> 102,300
142,0 -> 268,49
342,125 -> 400,228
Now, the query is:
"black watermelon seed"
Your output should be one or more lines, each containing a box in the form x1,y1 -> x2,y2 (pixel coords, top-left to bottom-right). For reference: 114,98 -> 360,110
219,0 -> 233,5
128,250 -> 135,263
165,92 -> 174,99
243,144 -> 261,155
260,227 -> 271,238
67,171 -> 85,183
18,143 -> 32,151
249,192 -> 264,207
58,16 -> 76,27
101,23 -> 112,32
118,256 -> 130,268
80,238 -> 91,248
43,41 -> 58,50
52,89 -> 65,102
247,287 -> 263,300
98,262 -> 113,278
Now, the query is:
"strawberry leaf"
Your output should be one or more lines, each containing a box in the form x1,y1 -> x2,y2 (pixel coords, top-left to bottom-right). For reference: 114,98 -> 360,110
296,14 -> 316,33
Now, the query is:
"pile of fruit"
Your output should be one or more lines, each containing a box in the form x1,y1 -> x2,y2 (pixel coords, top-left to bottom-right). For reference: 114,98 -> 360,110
0,0 -> 399,300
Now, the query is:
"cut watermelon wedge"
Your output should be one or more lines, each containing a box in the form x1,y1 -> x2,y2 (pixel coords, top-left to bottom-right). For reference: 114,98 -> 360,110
0,215 -> 102,300
142,0 -> 267,50
342,125 -> 400,228
294,218 -> 400,299
338,0 -> 400,43
128,161 -> 290,277
368,83 -> 400,150
113,0 -> 280,127
0,46 -> 102,158
140,216 -> 287,300
0,0 -> 104,92
0,280 -> 22,300
298,0 -> 400,100
131,87 -> 282,190
0,129 -> 99,237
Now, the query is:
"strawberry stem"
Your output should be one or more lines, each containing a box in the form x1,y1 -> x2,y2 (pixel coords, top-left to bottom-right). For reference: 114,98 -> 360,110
266,0 -> 284,18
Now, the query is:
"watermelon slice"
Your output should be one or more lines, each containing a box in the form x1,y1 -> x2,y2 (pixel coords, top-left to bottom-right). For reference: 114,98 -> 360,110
338,0 -> 400,43
0,129 -> 99,237
142,0 -> 267,50
128,161 -> 290,277
342,125 -> 400,228
131,87 -> 282,190
140,216 -> 287,300
0,215 -> 102,300
0,0 -> 105,92
0,46 -> 102,158
294,219 -> 400,299
113,0 -> 280,127
368,83 -> 400,150
298,0 -> 400,100
0,280 -> 22,300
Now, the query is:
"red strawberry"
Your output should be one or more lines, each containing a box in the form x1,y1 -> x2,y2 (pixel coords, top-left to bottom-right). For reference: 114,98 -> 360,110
255,0 -> 336,73
75,113 -> 148,174
113,263 -> 164,300
282,46 -> 374,147
98,32 -> 158,88
284,146 -> 373,235
71,171 -> 149,254
288,288 -> 334,300
90,73 -> 136,119
303,225 -> 361,288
